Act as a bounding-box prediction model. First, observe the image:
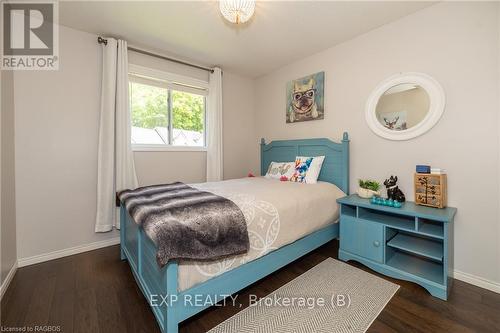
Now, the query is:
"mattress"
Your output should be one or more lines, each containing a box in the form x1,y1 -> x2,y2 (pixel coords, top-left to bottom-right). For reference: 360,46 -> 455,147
177,177 -> 345,291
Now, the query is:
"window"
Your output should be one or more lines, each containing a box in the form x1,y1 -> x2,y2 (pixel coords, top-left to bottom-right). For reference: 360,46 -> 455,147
128,66 -> 207,150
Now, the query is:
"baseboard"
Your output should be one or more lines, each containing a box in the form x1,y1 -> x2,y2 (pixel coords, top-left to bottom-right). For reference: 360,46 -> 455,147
0,261 -> 18,300
13,237 -> 500,295
18,237 -> 120,268
453,269 -> 500,294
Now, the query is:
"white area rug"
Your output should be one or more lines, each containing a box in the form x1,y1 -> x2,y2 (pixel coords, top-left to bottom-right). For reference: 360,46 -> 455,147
208,258 -> 399,333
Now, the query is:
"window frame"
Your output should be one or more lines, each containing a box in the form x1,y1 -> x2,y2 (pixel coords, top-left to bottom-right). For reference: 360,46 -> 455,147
128,64 -> 208,152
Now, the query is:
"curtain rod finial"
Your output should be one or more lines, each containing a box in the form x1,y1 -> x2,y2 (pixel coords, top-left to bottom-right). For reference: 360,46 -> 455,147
97,36 -> 108,45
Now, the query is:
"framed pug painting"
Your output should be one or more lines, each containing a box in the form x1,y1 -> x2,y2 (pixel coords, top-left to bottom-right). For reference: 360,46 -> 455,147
286,71 -> 325,123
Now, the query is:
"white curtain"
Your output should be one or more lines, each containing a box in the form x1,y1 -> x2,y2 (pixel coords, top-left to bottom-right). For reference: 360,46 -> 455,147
206,67 -> 223,182
95,38 -> 138,232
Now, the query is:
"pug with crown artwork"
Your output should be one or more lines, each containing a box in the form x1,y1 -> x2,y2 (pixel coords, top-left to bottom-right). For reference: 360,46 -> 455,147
286,71 -> 325,123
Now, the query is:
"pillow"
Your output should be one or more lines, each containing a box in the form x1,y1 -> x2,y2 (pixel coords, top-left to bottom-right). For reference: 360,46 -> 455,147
296,155 -> 325,184
290,157 -> 314,183
265,162 -> 295,180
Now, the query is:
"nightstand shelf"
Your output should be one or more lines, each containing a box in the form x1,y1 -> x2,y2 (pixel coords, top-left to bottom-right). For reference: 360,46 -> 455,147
337,194 -> 456,300
418,219 -> 444,239
386,251 -> 444,285
358,208 -> 415,231
387,233 -> 443,262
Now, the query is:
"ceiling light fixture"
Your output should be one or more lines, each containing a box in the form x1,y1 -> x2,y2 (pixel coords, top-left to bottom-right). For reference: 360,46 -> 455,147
219,0 -> 255,25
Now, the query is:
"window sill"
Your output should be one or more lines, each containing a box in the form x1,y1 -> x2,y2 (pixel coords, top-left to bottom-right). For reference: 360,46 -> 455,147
132,145 -> 207,152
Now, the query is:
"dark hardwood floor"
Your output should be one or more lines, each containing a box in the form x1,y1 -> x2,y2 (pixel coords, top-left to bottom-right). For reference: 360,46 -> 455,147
2,240 -> 499,333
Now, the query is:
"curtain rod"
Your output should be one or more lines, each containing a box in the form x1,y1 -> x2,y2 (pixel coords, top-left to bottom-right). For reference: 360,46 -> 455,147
97,37 -> 215,73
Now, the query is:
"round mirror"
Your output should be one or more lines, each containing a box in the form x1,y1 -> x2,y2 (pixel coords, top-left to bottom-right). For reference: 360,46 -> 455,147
366,73 -> 445,140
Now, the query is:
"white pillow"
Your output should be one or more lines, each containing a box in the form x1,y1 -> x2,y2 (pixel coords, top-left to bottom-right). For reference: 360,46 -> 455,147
296,156 -> 325,184
265,162 -> 295,180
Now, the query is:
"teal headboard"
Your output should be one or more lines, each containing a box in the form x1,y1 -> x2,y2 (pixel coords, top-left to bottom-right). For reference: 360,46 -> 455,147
260,132 -> 350,194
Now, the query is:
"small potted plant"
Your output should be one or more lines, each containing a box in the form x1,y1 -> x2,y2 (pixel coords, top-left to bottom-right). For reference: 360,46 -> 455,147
357,179 -> 381,199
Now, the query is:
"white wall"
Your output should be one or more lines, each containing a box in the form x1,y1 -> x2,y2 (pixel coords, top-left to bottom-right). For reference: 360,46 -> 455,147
254,2 -> 500,286
13,25 -> 256,260
1,70 -> 2,282
1,70 -> 17,283
14,25 -> 119,260
222,71 -> 259,179
497,2 -> 500,288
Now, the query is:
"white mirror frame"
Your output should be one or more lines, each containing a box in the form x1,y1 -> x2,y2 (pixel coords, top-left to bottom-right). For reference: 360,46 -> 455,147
365,72 -> 445,141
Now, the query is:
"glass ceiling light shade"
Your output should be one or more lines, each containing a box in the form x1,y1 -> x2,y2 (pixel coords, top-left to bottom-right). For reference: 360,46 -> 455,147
219,0 -> 256,24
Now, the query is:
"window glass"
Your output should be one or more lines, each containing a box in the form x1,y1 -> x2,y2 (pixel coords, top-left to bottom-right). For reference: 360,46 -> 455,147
171,90 -> 205,147
129,81 -> 169,145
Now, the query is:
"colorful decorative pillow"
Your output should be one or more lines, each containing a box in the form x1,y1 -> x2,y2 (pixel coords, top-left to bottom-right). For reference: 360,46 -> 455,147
290,157 -> 314,183
265,162 -> 295,180
296,155 -> 325,184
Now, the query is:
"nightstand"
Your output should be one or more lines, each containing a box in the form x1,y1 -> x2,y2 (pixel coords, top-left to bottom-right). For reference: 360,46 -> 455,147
337,194 -> 456,300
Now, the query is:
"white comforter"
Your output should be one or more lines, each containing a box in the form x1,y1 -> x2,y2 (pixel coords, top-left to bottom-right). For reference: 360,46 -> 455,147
177,177 -> 345,291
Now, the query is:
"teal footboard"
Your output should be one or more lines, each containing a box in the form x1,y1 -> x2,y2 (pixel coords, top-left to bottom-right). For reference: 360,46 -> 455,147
120,205 -> 339,333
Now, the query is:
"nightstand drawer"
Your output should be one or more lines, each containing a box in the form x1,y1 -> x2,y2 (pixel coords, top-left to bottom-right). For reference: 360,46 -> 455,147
340,216 -> 384,263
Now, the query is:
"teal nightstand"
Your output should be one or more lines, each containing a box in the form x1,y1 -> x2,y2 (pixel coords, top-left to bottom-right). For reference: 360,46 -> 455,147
337,194 -> 456,300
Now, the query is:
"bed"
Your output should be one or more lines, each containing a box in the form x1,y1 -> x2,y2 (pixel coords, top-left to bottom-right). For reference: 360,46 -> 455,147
120,133 -> 350,333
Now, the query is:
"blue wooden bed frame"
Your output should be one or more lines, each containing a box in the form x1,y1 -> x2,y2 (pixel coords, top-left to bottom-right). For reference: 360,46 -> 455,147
120,132 -> 350,332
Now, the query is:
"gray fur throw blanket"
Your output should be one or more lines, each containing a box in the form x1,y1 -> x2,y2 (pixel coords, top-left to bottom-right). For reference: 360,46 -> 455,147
118,182 -> 249,267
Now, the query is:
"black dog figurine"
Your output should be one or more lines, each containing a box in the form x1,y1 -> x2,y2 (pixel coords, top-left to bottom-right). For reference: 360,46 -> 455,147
384,176 -> 406,202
